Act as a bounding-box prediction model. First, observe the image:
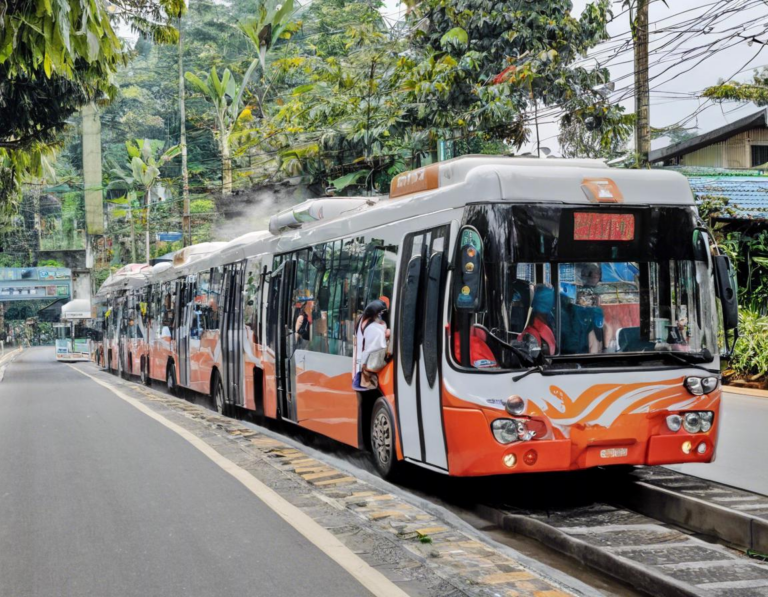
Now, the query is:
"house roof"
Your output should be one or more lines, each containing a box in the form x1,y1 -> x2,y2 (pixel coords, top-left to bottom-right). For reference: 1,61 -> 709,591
649,108 -> 768,164
688,175 -> 768,219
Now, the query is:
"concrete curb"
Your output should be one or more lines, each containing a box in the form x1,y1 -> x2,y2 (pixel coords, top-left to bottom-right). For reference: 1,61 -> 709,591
620,480 -> 768,554
473,503 -> 702,597
0,348 -> 23,382
724,385 -> 768,398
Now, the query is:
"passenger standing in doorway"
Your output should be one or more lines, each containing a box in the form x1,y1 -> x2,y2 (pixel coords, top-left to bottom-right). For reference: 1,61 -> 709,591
352,299 -> 389,389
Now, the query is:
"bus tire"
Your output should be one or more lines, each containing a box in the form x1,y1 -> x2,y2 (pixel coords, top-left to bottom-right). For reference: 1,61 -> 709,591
166,362 -> 177,395
370,398 -> 399,479
212,371 -> 229,417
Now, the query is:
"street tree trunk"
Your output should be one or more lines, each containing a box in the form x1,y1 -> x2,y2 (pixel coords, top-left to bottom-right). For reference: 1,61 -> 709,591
128,202 -> 137,263
222,138 -> 232,196
145,190 -> 151,264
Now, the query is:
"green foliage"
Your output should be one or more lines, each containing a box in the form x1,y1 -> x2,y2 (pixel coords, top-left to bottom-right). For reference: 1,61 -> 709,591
560,106 -> 634,159
730,308 -> 768,380
37,259 -> 65,267
0,0 -> 183,212
703,68 -> 768,107
401,0 -> 618,148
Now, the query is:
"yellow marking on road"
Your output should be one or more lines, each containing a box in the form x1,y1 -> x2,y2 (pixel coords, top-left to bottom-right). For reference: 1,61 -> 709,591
69,365 -> 409,597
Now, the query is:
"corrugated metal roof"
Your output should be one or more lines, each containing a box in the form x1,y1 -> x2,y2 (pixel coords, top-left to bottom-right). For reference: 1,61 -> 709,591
688,176 -> 768,219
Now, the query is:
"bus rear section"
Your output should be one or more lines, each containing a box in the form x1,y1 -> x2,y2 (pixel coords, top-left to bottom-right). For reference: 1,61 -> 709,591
385,160 -> 737,477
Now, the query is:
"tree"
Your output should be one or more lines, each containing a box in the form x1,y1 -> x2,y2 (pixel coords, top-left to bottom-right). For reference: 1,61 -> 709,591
186,0 -> 298,195
398,0 -> 625,151
0,0 -> 184,208
255,0 -> 408,193
107,140 -> 181,263
703,67 -> 768,106
559,106 -> 634,159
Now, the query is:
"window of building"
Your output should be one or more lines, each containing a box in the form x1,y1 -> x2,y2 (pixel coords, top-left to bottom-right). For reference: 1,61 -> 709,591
752,145 -> 768,167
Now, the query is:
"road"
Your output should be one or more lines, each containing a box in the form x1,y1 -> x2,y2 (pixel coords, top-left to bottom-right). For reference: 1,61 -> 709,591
0,348 -> 372,597
671,388 -> 768,496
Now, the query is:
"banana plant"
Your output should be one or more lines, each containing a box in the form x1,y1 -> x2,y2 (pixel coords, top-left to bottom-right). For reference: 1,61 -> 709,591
186,0 -> 298,195
107,139 -> 181,263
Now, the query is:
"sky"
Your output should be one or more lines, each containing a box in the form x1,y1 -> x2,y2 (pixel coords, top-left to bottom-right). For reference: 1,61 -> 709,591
383,0 -> 768,155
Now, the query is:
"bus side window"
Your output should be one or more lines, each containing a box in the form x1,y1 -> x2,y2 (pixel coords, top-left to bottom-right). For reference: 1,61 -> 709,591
208,266 -> 223,329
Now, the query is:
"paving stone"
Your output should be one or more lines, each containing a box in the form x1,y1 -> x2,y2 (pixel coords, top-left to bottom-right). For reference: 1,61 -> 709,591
672,565 -> 768,585
616,544 -> 734,566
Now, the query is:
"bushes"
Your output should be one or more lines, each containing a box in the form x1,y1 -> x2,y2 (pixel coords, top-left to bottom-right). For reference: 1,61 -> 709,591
729,308 -> 768,380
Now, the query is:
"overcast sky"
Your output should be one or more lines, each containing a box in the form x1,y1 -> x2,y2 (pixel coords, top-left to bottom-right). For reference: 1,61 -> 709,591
383,0 -> 768,155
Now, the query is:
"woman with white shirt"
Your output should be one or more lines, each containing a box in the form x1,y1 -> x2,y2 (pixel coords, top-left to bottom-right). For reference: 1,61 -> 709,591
352,299 -> 389,388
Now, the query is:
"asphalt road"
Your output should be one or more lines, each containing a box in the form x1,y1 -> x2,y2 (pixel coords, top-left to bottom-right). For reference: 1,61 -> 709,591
0,348 -> 372,597
670,389 -> 768,496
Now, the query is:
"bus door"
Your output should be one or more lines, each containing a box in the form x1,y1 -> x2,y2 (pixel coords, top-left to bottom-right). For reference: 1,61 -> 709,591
221,261 -> 246,406
395,225 -> 451,470
175,279 -> 192,388
266,258 -> 297,421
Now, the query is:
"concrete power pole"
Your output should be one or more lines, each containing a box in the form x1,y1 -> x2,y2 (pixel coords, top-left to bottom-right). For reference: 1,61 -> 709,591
634,0 -> 650,167
82,102 -> 104,298
179,16 -> 191,247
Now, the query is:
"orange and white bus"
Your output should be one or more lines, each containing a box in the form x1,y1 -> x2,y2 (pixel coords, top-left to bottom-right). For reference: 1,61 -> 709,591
95,156 -> 738,478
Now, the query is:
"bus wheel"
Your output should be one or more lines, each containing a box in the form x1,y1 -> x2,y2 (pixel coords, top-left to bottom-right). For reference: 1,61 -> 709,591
371,398 -> 398,479
141,358 -> 150,386
213,374 -> 228,417
166,363 -> 177,395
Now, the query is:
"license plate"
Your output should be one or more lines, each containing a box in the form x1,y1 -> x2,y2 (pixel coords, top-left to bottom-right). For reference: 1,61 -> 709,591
600,448 -> 628,459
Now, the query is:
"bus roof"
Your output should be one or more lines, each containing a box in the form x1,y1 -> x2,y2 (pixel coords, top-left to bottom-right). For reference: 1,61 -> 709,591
61,299 -> 91,320
95,157 -> 696,293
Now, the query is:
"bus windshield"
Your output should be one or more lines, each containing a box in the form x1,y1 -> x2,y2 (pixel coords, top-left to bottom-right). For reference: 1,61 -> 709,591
455,204 -> 717,369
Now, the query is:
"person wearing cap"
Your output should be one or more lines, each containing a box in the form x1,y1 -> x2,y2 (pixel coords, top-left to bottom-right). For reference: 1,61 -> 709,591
519,285 -> 556,354
293,290 -> 315,344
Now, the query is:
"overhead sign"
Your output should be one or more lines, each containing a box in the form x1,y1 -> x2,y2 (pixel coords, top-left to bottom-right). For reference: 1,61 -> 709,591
0,267 -> 71,301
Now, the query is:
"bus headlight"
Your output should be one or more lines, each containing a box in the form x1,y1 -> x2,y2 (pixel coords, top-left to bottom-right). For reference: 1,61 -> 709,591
666,414 -> 682,432
684,376 -> 719,395
683,412 -> 702,433
491,419 -> 519,444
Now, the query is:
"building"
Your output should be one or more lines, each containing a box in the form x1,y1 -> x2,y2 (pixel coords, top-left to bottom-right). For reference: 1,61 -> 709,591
650,108 -> 768,169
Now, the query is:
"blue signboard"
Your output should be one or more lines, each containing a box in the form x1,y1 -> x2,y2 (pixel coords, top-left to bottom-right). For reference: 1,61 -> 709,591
0,267 -> 71,301
158,232 -> 183,242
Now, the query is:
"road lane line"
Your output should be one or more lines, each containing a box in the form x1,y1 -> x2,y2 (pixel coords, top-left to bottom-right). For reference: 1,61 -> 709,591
67,365 -> 409,597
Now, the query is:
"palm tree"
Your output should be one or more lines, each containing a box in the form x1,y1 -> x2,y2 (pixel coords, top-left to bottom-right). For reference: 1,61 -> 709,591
185,0 -> 297,195
107,139 -> 181,263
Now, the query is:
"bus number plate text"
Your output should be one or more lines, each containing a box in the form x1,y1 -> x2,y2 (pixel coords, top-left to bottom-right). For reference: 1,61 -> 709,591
600,448 -> 628,459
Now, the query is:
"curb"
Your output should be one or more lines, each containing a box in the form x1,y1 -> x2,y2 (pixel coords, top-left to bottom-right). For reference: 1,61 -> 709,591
473,503 -> 702,597
620,479 -> 768,554
723,385 -> 768,398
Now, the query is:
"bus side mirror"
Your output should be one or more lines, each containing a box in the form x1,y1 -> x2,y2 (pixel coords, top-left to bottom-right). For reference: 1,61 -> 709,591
453,227 -> 484,312
714,254 -> 738,331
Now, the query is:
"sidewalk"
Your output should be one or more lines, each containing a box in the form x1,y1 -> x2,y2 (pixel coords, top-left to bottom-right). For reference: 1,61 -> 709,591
75,363 -> 602,597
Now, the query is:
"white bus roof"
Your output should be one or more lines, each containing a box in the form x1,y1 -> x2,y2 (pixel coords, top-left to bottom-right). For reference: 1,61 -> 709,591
61,299 -> 92,320
95,157 -> 696,291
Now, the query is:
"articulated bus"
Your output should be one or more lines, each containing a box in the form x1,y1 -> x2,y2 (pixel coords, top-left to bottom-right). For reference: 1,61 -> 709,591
93,156 -> 738,477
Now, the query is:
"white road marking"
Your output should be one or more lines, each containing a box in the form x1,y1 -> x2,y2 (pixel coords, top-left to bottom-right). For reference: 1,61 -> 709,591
68,365 -> 409,597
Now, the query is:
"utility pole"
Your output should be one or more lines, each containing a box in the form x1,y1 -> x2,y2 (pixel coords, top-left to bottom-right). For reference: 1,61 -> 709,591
145,190 -> 151,264
634,0 -> 650,167
178,15 -> 191,246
